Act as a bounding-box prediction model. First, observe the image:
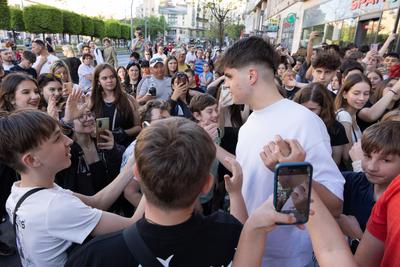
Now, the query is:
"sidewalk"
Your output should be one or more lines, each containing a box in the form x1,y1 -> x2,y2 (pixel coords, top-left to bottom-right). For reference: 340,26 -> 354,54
0,218 -> 21,267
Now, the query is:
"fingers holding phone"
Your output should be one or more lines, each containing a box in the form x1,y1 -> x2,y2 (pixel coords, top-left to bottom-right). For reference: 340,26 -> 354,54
97,129 -> 114,150
96,117 -> 110,146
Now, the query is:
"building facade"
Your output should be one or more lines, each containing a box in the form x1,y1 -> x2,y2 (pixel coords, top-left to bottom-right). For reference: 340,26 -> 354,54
245,0 -> 400,53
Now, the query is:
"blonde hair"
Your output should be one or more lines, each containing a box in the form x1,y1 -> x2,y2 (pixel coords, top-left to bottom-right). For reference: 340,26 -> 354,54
62,45 -> 76,57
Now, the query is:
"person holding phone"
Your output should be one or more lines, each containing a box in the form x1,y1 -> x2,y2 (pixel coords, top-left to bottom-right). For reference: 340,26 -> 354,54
38,73 -> 65,120
56,93 -> 125,202
90,64 -> 141,148
168,72 -> 192,118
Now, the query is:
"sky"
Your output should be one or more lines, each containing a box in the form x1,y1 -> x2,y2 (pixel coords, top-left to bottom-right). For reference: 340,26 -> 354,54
8,0 -> 143,19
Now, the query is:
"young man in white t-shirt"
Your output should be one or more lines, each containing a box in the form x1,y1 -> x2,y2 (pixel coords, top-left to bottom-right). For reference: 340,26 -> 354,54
31,39 -> 59,74
218,36 -> 345,267
0,110 -> 143,267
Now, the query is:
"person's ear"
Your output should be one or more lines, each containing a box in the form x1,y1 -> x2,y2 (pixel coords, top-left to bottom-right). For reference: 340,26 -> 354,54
21,152 -> 41,169
133,163 -> 141,182
192,111 -> 202,122
201,174 -> 214,194
249,68 -> 258,86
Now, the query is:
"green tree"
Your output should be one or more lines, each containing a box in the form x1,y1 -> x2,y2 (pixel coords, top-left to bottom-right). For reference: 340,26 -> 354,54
10,7 -> 25,31
9,7 -> 25,43
93,18 -> 105,38
63,10 -> 82,35
205,0 -> 234,47
23,5 -> 63,35
105,20 -> 121,39
225,23 -> 244,41
81,16 -> 94,37
0,0 -> 11,30
121,24 -> 131,40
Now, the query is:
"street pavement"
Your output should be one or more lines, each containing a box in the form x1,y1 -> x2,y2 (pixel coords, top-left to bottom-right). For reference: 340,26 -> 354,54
117,50 -> 131,68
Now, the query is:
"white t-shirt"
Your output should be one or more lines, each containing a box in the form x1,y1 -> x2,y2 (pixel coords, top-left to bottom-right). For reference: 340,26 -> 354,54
336,109 -> 362,143
78,64 -> 94,92
32,54 -> 60,74
137,76 -> 172,101
151,53 -> 167,61
236,99 -> 344,267
6,182 -> 102,267
185,52 -> 196,64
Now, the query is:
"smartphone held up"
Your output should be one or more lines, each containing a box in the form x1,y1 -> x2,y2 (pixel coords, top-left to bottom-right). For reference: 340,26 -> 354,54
274,162 -> 313,224
96,117 -> 110,145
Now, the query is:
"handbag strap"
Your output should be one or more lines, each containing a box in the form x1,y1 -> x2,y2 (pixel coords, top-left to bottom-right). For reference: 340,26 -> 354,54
122,223 -> 163,267
13,187 -> 46,234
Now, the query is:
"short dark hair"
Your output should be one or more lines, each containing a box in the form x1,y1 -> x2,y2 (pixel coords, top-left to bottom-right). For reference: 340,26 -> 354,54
362,121 -> 400,157
0,109 -> 58,172
82,53 -> 93,60
139,99 -> 170,123
311,51 -> 341,71
189,94 -> 217,115
340,59 -> 364,77
384,52 -> 400,59
219,36 -> 279,73
22,50 -> 36,64
32,39 -> 45,47
135,117 -> 215,209
130,52 -> 140,60
81,44 -> 90,51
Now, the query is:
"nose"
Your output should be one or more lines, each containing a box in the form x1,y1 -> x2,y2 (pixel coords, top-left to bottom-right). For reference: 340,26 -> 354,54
366,159 -> 379,172
64,134 -> 73,146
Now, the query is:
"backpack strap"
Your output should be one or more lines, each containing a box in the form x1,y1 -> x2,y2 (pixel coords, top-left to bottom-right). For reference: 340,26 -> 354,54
122,223 -> 163,267
13,187 -> 46,234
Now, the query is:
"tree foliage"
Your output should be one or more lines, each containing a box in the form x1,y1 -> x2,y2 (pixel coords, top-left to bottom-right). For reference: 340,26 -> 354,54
133,16 -> 169,41
24,5 -> 63,34
81,16 -> 94,37
205,0 -> 235,46
121,24 -> 131,40
225,23 -> 245,41
0,0 -> 11,30
93,18 -> 105,38
63,10 -> 82,35
9,7 -> 25,31
105,20 -> 121,39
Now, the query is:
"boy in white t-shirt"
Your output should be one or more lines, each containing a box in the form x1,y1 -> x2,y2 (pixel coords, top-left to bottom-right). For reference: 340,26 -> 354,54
217,36 -> 345,267
31,39 -> 59,75
0,110 -> 143,267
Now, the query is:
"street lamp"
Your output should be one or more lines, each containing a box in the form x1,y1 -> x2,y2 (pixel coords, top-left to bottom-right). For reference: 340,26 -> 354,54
130,0 -> 134,46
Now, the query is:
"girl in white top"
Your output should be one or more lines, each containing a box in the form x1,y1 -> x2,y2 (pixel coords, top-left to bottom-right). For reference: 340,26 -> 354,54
335,73 -> 371,161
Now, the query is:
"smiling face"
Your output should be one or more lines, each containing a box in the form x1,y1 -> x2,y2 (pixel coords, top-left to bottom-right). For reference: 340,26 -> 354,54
42,81 -> 63,103
362,151 -> 400,187
344,81 -> 370,111
13,80 -> 40,110
73,109 -> 96,134
168,59 -> 178,73
30,127 -> 73,173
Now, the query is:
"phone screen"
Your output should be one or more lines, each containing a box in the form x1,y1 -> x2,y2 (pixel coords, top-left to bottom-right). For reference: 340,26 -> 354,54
96,117 -> 110,144
274,162 -> 313,224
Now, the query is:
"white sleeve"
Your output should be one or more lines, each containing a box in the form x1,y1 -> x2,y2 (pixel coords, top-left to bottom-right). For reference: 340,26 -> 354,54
336,110 -> 352,124
46,192 -> 102,244
306,140 -> 345,200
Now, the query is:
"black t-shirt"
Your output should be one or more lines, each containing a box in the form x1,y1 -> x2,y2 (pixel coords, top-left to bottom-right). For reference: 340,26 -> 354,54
284,86 -> 300,100
342,171 -> 375,231
9,64 -> 37,79
66,212 -> 243,267
328,120 -> 349,147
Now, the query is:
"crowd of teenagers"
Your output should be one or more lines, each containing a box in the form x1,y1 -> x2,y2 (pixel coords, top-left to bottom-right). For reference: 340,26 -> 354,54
0,25 -> 400,267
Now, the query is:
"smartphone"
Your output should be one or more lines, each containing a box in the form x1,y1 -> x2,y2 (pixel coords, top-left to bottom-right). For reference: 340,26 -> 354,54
370,43 -> 379,51
96,117 -> 109,144
274,162 -> 313,224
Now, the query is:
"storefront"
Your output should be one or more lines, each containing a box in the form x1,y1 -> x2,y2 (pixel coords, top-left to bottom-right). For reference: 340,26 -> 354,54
266,1 -> 305,52
301,0 -> 400,48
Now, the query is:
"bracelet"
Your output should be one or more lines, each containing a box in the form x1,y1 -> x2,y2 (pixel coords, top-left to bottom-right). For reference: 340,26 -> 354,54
389,89 -> 398,95
59,117 -> 74,129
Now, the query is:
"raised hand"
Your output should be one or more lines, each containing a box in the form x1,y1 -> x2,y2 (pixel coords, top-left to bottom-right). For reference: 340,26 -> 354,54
63,89 -> 88,123
223,157 -> 243,195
